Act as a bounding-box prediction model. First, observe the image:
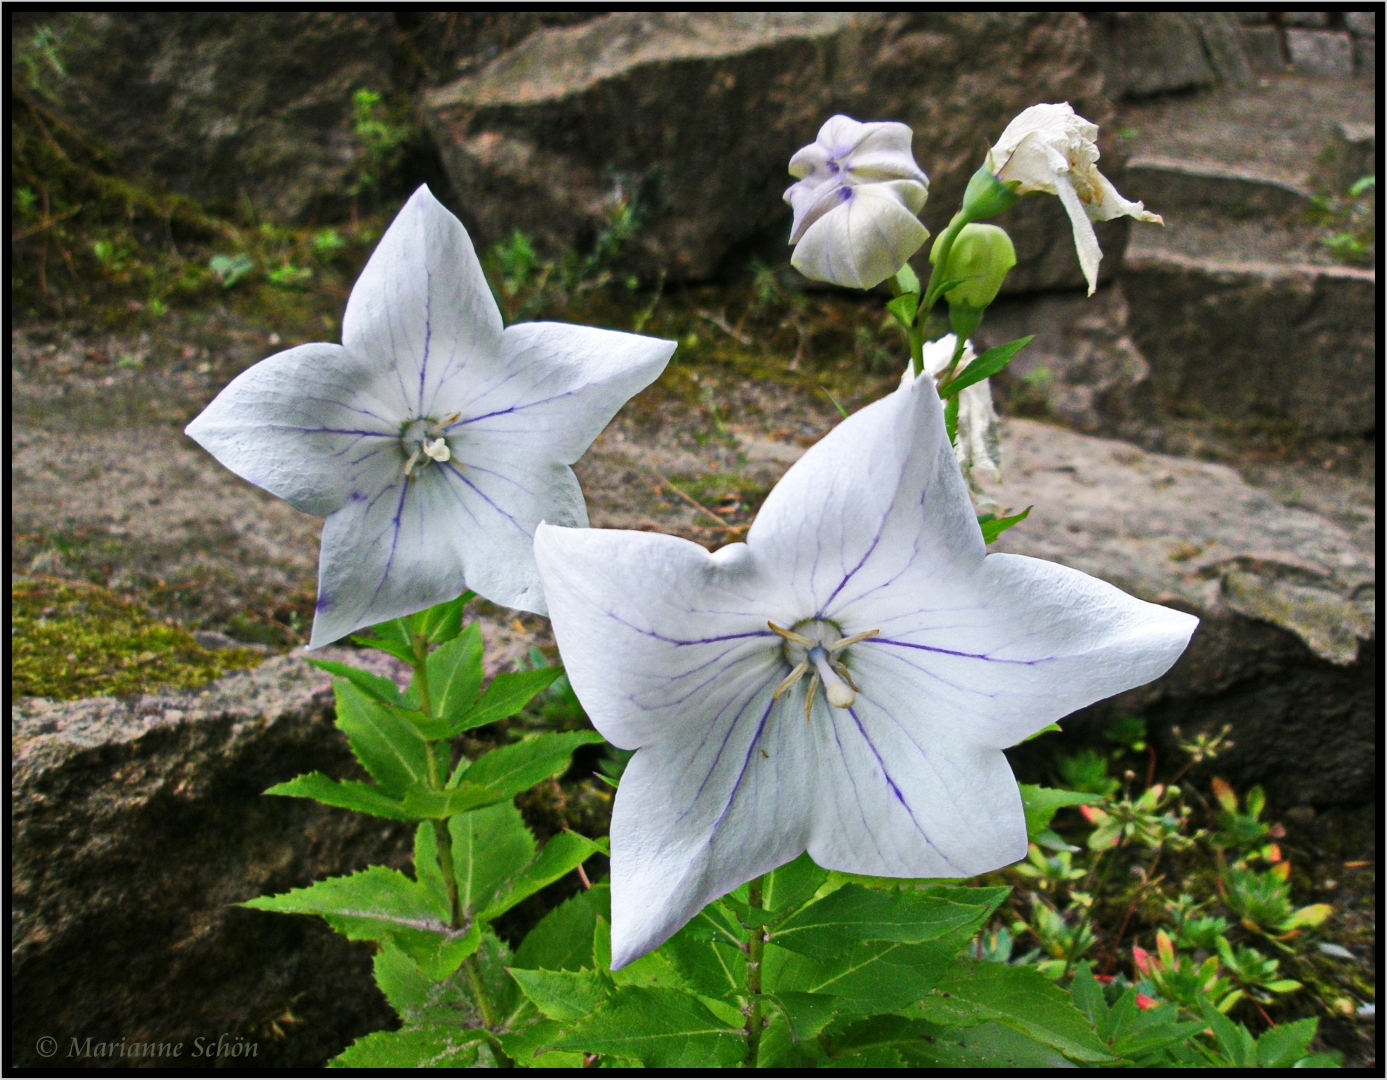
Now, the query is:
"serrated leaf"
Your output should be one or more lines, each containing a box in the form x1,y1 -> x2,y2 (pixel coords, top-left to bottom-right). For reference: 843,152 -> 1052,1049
451,730 -> 605,794
399,780 -> 507,820
514,883 -> 610,972
542,986 -> 746,1068
596,915 -> 690,991
508,967 -> 612,1021
770,991 -> 839,1041
945,392 -> 960,446
330,1025 -> 486,1068
306,658 -> 404,706
372,940 -> 479,1029
480,831 -> 604,920
352,616 -> 417,664
451,801 -> 536,918
1200,997 -> 1255,1067
332,680 -> 428,795
662,920 -> 747,1000
765,940 -> 955,1021
1256,1016 -> 1318,1068
980,505 -> 1031,544
772,884 -> 991,959
425,623 -> 484,730
1020,785 -> 1100,840
939,335 -> 1033,395
452,668 -> 564,733
762,852 -> 830,919
495,1016 -> 586,1070
921,960 -> 1114,1062
265,772 -> 415,821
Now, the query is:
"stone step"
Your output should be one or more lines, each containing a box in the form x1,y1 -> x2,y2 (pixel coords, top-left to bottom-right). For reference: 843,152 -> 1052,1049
1122,154 -> 1313,218
1122,250 -> 1375,437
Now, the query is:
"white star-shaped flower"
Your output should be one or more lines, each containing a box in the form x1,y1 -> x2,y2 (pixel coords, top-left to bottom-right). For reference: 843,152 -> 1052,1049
784,115 -> 930,290
535,368 -> 1196,967
186,186 -> 675,646
987,103 -> 1162,295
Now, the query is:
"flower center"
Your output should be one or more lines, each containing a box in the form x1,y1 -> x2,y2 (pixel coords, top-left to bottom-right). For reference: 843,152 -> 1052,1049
768,618 -> 878,721
400,414 -> 459,477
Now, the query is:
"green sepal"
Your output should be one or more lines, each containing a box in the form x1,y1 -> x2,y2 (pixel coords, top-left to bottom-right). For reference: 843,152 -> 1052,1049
962,164 -> 1022,220
450,729 -> 605,793
540,985 -> 746,1069
1018,720 -> 1060,743
771,883 -> 994,959
451,667 -> 565,733
265,771 -> 416,821
332,679 -> 428,795
305,658 -> 404,707
508,967 -> 613,1022
918,960 -> 1115,1063
330,1026 -> 487,1069
886,292 -> 918,330
1020,784 -> 1100,841
939,334 -> 1033,396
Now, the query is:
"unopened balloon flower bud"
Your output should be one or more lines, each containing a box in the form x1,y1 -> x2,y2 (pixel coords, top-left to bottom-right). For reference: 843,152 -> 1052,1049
961,164 -> 1021,220
930,223 -> 1017,310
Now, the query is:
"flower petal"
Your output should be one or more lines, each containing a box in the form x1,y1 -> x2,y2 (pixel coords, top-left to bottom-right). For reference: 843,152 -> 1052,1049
184,342 -> 400,516
791,186 -> 929,290
342,185 -> 504,420
1053,171 -> 1104,295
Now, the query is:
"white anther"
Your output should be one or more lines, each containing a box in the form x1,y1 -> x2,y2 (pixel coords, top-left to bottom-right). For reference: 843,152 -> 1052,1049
423,437 -> 451,463
773,662 -> 808,700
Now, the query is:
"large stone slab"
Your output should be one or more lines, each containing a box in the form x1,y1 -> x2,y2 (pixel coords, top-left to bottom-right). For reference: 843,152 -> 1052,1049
423,11 -> 1124,290
977,419 -> 1374,805
10,650 -> 416,1070
1122,252 -> 1376,437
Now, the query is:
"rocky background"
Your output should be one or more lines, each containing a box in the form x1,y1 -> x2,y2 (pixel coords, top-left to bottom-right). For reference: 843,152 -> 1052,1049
10,11 -> 1376,1069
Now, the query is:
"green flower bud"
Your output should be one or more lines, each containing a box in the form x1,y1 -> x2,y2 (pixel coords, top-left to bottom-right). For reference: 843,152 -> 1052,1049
961,164 -> 1022,220
930,223 -> 1017,310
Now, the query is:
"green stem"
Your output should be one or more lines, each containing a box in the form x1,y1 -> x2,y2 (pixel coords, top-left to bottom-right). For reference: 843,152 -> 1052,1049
463,958 -> 516,1065
434,818 -> 463,929
743,876 -> 766,1069
940,332 -> 968,389
912,210 -> 970,377
413,629 -> 463,929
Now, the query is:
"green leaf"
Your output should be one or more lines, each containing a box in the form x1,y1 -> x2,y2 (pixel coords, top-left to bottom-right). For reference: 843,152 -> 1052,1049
1200,996 -> 1255,1067
330,1026 -> 485,1068
542,986 -> 746,1068
425,623 -> 484,730
480,831 -> 604,920
762,852 -> 830,918
1020,784 -> 1100,840
939,335 -> 1033,396
661,920 -> 747,1000
372,940 -> 479,1029
980,505 -> 1031,544
597,915 -> 691,992
264,772 -> 415,821
1256,1016 -> 1318,1068
495,1017 -> 586,1070
352,616 -> 417,664
894,263 -> 921,295
771,884 -> 992,959
765,940 -> 956,1021
451,801 -> 536,918
398,781 -> 508,820
332,680 -> 428,795
886,292 -> 919,330
453,667 -> 564,733
827,1015 -> 1072,1069
926,276 -> 971,304
452,730 -> 605,795
921,960 -> 1115,1062
306,658 -> 404,706
242,866 -> 480,980
944,393 -> 960,446
508,967 -> 612,1021
514,883 -> 610,972
414,591 -> 474,644
769,991 -> 839,1041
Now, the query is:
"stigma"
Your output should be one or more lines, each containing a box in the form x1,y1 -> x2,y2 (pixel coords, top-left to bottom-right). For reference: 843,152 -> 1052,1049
769,619 -> 878,721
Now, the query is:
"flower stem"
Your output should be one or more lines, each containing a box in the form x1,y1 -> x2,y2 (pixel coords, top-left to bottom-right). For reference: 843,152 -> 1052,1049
914,210 -> 970,377
412,627 -> 463,929
464,957 -> 516,1066
743,875 -> 766,1068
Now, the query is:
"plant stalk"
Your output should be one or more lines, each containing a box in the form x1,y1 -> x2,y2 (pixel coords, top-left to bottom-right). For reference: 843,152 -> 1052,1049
743,875 -> 766,1068
912,209 -> 971,377
414,628 -> 463,929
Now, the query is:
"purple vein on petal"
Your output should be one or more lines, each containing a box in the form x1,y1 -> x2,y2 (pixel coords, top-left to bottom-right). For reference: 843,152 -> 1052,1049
669,678 -> 770,829
873,638 -> 1048,665
600,609 -> 776,648
816,461 -> 903,615
367,480 -> 411,610
445,461 -> 531,537
846,705 -> 966,874
417,268 -> 432,417
702,695 -> 777,843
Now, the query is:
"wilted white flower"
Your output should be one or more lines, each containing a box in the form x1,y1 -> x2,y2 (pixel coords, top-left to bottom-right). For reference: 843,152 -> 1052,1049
920,335 -> 1000,480
534,368 -> 1196,966
987,103 -> 1162,295
186,186 -> 674,646
785,115 -> 930,290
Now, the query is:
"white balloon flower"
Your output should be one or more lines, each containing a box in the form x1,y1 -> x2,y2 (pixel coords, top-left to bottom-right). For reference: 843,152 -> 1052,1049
987,103 -> 1162,295
785,115 -> 930,290
534,368 -> 1197,967
186,186 -> 675,646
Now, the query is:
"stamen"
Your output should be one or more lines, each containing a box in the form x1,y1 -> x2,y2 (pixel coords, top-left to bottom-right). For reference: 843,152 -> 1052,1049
423,437 -> 451,463
769,621 -> 814,647
810,647 -> 854,709
403,446 -> 423,476
831,659 -> 860,694
803,672 -> 820,722
773,661 -> 808,700
829,628 -> 879,652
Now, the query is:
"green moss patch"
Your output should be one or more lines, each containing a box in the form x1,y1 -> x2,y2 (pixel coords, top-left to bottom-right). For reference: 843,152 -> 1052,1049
12,576 -> 265,700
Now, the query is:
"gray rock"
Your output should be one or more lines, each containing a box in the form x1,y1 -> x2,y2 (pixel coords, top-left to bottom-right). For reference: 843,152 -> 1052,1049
1354,37 -> 1377,80
1281,13 -> 1331,29
1240,26 -> 1289,73
15,12 -> 397,221
1122,252 -> 1376,437
1122,156 -> 1312,217
1287,29 -> 1356,77
1186,12 -> 1254,87
978,418 -> 1375,805
1329,121 -> 1376,193
11,650 -> 416,1070
424,11 -> 1119,289
1345,12 -> 1376,37
1089,13 -> 1217,99
978,283 -> 1151,434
